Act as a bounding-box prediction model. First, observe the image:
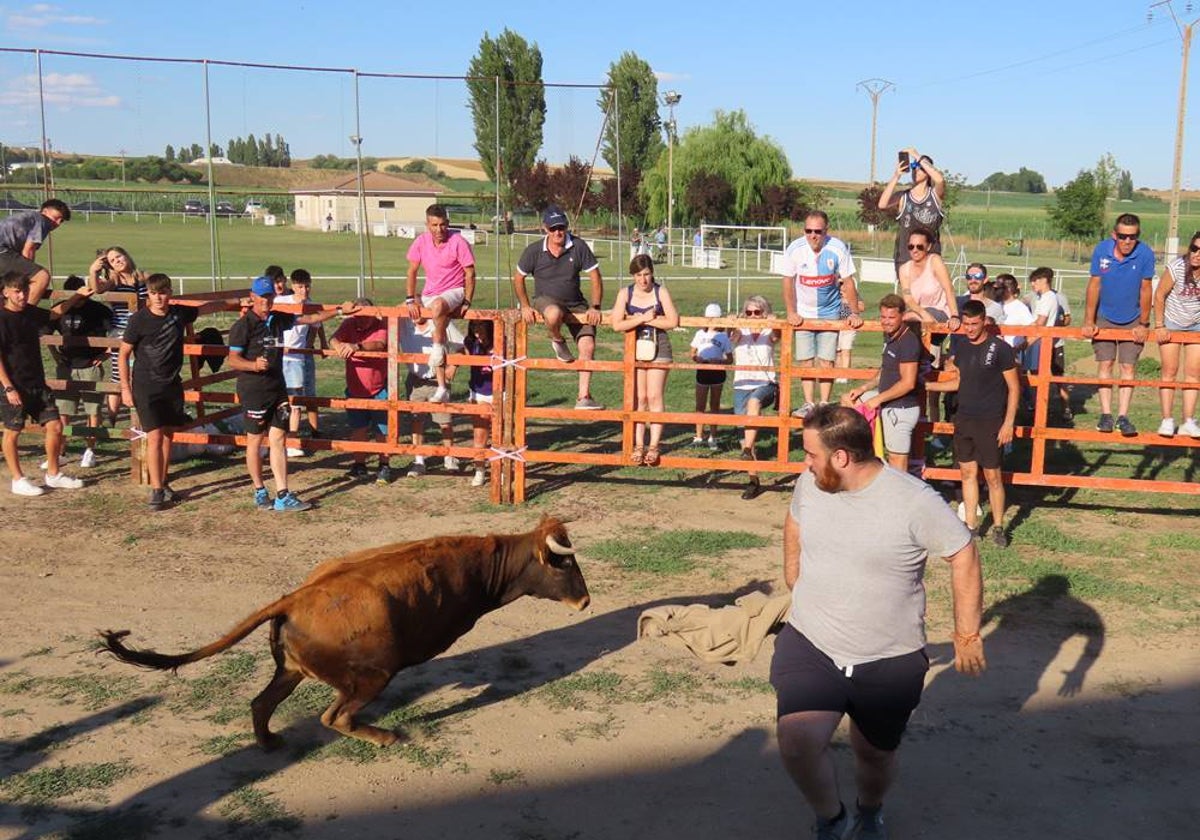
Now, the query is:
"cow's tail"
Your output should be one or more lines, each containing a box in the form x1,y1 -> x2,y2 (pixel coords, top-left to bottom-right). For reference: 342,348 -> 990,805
97,592 -> 295,673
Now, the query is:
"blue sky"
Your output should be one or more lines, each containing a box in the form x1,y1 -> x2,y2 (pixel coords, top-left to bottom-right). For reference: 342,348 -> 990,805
1,0 -> 1196,189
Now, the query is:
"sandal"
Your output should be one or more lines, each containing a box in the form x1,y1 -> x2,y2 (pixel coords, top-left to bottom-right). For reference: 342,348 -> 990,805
644,447 -> 661,467
629,448 -> 645,465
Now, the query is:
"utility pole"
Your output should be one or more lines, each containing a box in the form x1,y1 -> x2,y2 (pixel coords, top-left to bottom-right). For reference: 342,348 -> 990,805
118,148 -> 126,186
663,90 -> 682,266
856,78 -> 895,184
1150,1 -> 1200,259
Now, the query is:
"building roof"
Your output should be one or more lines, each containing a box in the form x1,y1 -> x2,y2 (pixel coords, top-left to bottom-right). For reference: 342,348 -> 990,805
291,170 -> 443,196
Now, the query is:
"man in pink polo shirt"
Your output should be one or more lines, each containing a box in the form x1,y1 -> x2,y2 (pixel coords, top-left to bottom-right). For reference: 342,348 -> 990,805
406,204 -> 476,403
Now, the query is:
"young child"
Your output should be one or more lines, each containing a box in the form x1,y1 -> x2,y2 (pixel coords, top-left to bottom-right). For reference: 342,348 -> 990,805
0,271 -> 91,496
689,302 -> 732,450
228,275 -> 356,511
119,273 -> 224,510
463,319 -> 495,487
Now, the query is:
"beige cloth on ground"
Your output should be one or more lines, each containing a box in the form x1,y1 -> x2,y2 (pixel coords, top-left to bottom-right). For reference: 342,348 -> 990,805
637,591 -> 792,664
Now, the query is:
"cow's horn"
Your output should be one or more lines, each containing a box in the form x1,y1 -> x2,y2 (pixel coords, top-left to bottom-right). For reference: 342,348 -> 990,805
545,535 -> 574,555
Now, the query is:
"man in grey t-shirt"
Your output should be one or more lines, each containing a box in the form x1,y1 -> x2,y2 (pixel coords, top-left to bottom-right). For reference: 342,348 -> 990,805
0,199 -> 70,305
770,405 -> 985,839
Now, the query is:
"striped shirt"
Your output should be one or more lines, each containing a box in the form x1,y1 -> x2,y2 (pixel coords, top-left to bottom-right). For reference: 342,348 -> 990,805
1162,256 -> 1200,328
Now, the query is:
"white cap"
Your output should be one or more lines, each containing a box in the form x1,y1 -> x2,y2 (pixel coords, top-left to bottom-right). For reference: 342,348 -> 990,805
704,303 -> 722,318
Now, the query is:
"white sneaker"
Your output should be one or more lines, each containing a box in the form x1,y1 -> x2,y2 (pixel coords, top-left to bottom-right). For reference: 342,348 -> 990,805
470,469 -> 486,487
407,457 -> 426,477
444,455 -> 460,472
286,447 -> 305,457
79,448 -> 96,468
690,436 -> 705,446
44,472 -> 84,490
1179,417 -> 1200,438
11,476 -> 44,497
429,385 -> 451,403
1157,417 -> 1177,437
707,435 -> 719,451
429,343 -> 447,367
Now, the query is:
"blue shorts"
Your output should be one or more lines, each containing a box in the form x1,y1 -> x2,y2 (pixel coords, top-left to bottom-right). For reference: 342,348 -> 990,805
734,382 -> 778,415
794,329 -> 838,362
1164,318 -> 1200,332
283,355 -> 317,395
346,388 -> 388,436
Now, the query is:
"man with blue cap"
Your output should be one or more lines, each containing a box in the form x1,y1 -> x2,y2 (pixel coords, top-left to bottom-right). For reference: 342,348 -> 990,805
227,276 -> 358,511
512,205 -> 605,410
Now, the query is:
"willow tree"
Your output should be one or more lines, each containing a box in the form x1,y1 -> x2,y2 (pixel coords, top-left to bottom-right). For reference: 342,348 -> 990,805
639,109 -> 791,225
466,29 -> 545,199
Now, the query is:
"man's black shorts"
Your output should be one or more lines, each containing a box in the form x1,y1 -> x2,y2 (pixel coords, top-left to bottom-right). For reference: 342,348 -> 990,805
134,381 -> 191,433
953,415 -> 1004,470
769,624 -> 928,752
1,387 -> 59,431
242,392 -> 290,435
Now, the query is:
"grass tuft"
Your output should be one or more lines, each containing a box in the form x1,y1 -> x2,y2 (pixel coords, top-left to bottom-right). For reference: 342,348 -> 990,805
589,529 -> 769,575
0,761 -> 134,804
539,671 -> 624,710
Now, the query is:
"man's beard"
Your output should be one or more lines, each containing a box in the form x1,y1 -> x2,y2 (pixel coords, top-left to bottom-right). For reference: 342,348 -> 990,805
814,462 -> 842,493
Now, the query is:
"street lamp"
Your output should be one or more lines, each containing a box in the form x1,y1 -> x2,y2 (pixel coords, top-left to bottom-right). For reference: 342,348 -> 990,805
1149,1 -> 1200,259
349,134 -> 366,297
663,90 -> 681,266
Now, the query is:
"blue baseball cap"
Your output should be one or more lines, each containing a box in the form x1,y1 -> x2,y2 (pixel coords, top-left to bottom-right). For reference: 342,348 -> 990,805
542,205 -> 568,228
250,276 -> 275,296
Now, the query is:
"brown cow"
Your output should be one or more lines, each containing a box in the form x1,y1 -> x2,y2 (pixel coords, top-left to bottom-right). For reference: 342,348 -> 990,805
98,516 -> 589,749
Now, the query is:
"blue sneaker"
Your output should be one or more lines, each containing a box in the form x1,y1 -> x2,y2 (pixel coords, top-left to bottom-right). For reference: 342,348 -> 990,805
274,491 -> 312,512
254,487 -> 271,509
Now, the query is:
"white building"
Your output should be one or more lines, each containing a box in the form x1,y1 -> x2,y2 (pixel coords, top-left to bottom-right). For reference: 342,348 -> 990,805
290,171 -> 442,232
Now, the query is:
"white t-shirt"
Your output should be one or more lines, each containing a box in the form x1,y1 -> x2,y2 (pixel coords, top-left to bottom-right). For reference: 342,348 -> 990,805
1001,299 -> 1034,349
733,329 -> 776,388
275,294 -> 313,357
690,328 -> 732,363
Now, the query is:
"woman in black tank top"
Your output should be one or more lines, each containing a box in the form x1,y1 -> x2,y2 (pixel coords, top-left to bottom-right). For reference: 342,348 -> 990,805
609,254 -> 680,466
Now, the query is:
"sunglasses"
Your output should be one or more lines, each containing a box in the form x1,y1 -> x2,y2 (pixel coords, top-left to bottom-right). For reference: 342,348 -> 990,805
804,228 -> 826,235
1115,232 -> 1139,241
744,309 -> 764,315
966,272 -> 985,280
1189,244 -> 1200,253
547,225 -> 567,232
907,243 -> 928,252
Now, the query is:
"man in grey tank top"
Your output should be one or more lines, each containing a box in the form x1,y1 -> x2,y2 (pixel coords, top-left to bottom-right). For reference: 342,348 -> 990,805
770,405 -> 985,839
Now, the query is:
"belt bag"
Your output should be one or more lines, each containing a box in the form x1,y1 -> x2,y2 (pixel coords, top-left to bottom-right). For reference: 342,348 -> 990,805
635,328 -> 657,362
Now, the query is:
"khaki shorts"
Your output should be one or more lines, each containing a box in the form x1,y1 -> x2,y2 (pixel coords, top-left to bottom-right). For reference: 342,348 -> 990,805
404,376 -> 452,429
54,364 -> 105,417
1092,315 -> 1144,365
531,295 -> 596,340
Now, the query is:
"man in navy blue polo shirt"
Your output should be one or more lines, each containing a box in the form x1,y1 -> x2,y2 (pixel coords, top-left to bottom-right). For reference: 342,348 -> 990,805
512,205 -> 606,410
1081,213 -> 1154,436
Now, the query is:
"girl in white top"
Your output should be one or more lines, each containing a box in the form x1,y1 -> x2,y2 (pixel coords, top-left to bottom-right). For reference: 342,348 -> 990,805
690,302 -> 733,449
1153,230 -> 1200,437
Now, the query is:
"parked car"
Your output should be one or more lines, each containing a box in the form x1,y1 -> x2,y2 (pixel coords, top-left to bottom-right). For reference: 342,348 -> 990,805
183,199 -> 207,216
214,201 -> 237,217
243,200 -> 263,216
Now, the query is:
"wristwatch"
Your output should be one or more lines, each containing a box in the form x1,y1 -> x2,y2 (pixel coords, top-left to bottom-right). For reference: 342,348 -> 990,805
461,299 -> 471,309
336,306 -> 343,316
3,386 -> 14,393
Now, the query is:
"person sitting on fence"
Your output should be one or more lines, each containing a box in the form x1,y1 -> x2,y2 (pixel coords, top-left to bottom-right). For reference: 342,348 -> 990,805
228,276 -> 357,512
464,318 -> 496,488
897,227 -> 959,429
925,300 -> 1019,547
400,315 -> 463,477
1153,229 -> 1200,439
330,299 -> 391,484
119,273 -> 226,511
49,275 -> 112,469
691,302 -> 733,451
406,203 -> 476,404
733,295 -> 779,501
610,254 -> 680,467
0,198 -> 70,305
841,294 -> 927,475
1081,213 -> 1155,437
275,268 -> 328,456
878,148 -> 947,274
0,270 -> 92,496
88,245 -> 148,427
781,210 -> 863,416
513,204 -> 605,410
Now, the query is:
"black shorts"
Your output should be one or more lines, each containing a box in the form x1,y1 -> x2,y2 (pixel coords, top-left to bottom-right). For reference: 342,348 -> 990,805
242,392 -> 290,435
134,381 -> 191,433
769,625 -> 928,752
1051,345 -> 1065,377
1,387 -> 59,431
953,415 -> 1004,469
696,368 -> 727,387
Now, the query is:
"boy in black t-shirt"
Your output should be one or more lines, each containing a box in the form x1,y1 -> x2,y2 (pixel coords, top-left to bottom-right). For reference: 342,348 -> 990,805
50,275 -> 112,468
0,271 -> 93,496
119,273 -> 225,510
227,275 -> 356,512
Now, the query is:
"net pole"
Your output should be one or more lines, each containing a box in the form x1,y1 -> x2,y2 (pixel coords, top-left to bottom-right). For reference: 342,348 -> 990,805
494,74 -> 501,308
203,60 -> 218,291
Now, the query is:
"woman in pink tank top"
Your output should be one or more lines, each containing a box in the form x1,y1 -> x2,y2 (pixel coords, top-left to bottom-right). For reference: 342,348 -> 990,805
898,228 -> 959,328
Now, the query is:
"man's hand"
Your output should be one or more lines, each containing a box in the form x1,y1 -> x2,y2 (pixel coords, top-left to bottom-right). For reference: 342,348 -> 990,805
520,305 -> 537,324
338,301 -> 361,317
120,385 -> 134,408
840,390 -> 860,407
846,313 -> 863,329
1081,323 -> 1098,339
76,286 -> 96,299
334,343 -> 355,359
405,300 -> 422,322
253,357 -> 269,372
952,632 -> 986,676
5,388 -> 22,407
584,307 -> 602,327
997,421 -> 1014,446
1131,324 -> 1149,343
786,312 -> 804,327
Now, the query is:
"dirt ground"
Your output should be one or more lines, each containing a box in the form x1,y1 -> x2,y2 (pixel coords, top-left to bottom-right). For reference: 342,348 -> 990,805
0,447 -> 1197,840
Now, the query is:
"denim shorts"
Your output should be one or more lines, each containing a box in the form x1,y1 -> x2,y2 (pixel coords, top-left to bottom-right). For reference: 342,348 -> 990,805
346,388 -> 388,436
283,354 -> 317,395
734,382 -> 778,414
1164,318 -> 1200,332
794,329 -> 838,362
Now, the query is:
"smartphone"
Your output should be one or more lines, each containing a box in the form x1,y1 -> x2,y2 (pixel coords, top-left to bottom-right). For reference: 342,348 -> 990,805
898,151 -> 910,169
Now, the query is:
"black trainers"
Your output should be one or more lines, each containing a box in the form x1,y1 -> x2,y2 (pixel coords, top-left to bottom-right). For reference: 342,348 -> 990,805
992,527 -> 1010,548
376,465 -> 393,485
814,805 -> 850,840
1116,415 -> 1138,437
347,462 -> 369,479
852,804 -> 888,838
148,488 -> 165,511
1096,413 -> 1114,433
161,484 -> 177,504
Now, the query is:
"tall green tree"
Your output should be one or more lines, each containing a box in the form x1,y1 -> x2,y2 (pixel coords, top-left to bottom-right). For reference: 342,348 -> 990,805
598,52 -> 663,176
639,109 -> 791,225
1118,169 -> 1135,201
466,29 -> 545,199
1047,169 -> 1106,257
1093,152 -> 1120,202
